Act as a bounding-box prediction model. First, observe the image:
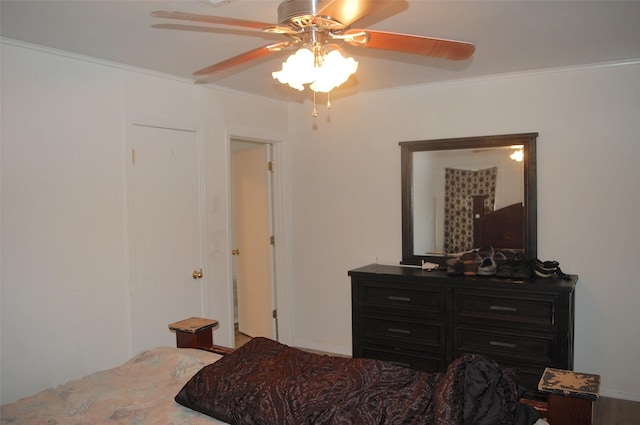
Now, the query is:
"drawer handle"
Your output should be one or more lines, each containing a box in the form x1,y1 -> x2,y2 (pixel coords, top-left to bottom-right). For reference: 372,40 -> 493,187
388,328 -> 411,335
489,305 -> 517,312
490,341 -> 517,349
388,296 -> 412,302
389,361 -> 411,368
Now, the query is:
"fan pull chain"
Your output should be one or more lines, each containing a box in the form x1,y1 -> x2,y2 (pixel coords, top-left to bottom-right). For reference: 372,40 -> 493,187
311,91 -> 333,117
312,91 -> 318,117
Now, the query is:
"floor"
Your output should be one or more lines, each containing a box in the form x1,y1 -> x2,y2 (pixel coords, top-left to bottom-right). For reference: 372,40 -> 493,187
234,327 -> 252,348
593,396 -> 640,425
233,331 -> 640,424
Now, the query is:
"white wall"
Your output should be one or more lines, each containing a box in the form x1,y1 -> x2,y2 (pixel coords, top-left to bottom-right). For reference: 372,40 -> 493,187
0,42 -> 290,404
1,43 -> 131,403
288,62 -> 640,400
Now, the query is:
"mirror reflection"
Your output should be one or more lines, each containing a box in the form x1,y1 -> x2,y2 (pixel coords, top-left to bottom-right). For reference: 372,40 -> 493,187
413,147 -> 524,255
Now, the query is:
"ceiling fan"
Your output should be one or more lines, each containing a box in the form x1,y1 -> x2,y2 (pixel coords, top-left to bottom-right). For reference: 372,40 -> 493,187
151,0 -> 475,111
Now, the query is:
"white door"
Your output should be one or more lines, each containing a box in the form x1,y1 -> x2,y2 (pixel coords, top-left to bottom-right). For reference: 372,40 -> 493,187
129,124 -> 205,352
232,143 -> 275,339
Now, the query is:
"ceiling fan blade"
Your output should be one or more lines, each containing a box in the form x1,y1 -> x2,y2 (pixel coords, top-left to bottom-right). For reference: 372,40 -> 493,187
151,11 -> 276,31
315,0 -> 397,27
344,29 -> 475,61
193,44 -> 285,77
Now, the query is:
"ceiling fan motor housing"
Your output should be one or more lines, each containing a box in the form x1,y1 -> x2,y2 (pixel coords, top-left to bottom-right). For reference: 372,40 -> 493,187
277,0 -> 345,30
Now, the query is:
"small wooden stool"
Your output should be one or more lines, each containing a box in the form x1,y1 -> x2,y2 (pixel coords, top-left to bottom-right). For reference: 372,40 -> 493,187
169,317 -> 219,349
539,367 -> 601,425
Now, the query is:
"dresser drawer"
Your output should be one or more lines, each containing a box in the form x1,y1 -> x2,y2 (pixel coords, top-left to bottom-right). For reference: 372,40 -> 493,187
494,362 -> 546,393
359,315 -> 444,349
359,345 -> 446,373
454,289 -> 556,326
359,281 -> 445,315
454,326 -> 557,365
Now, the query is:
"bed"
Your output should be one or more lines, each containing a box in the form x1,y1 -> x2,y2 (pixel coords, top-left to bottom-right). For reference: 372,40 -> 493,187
1,337 -> 551,425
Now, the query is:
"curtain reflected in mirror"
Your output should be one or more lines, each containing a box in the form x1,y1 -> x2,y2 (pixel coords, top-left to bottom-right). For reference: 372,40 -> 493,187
444,166 -> 497,253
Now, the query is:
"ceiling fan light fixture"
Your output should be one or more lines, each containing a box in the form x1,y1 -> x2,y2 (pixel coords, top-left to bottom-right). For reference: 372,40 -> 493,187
272,47 -> 316,91
310,49 -> 358,92
272,45 -> 358,93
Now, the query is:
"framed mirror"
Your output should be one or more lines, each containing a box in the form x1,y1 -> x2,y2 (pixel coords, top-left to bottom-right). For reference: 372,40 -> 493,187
400,133 -> 537,266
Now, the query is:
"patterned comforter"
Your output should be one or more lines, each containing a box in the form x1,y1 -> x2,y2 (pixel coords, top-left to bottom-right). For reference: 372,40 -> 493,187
1,339 -> 546,425
0,347 -> 227,424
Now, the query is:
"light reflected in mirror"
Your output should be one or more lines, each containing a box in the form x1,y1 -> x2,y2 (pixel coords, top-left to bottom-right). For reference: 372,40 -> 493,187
400,133 -> 537,266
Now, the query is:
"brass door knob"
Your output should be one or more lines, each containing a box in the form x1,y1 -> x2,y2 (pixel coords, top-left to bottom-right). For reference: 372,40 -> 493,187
232,249 -> 240,256
192,269 -> 203,279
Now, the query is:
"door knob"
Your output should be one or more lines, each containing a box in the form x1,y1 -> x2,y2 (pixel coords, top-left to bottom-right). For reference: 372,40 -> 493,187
192,269 -> 203,279
232,249 -> 240,256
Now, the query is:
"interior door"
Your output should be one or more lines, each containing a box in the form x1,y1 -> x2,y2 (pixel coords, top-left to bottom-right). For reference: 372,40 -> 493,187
129,124 -> 205,352
232,143 -> 275,339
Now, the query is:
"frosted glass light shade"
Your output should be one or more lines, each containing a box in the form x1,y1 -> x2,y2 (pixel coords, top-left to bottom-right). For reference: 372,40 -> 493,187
272,47 -> 358,93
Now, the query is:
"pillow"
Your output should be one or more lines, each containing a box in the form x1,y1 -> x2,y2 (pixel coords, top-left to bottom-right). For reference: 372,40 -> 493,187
175,337 -> 439,425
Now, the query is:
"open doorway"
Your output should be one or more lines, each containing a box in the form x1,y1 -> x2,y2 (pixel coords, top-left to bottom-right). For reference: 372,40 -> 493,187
230,139 -> 277,348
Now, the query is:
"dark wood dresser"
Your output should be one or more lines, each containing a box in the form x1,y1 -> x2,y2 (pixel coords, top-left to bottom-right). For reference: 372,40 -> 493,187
349,263 -> 576,392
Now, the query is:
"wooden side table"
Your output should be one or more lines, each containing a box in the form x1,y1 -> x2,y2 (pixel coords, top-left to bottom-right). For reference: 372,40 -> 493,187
538,367 -> 601,425
169,317 -> 219,349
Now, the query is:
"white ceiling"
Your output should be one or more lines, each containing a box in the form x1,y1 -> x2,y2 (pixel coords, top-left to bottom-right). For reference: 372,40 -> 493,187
2,0 -> 640,104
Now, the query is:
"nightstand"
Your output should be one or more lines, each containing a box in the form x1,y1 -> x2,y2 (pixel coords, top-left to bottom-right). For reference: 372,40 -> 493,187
538,367 -> 601,425
168,317 -> 219,349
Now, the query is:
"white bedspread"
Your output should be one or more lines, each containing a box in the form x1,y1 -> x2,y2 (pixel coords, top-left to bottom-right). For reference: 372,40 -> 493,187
1,347 -> 227,424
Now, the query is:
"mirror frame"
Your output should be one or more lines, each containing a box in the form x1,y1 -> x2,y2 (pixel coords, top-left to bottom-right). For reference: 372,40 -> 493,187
400,133 -> 538,266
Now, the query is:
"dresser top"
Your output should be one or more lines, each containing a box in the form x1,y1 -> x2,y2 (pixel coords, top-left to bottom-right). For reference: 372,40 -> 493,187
348,263 -> 577,291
